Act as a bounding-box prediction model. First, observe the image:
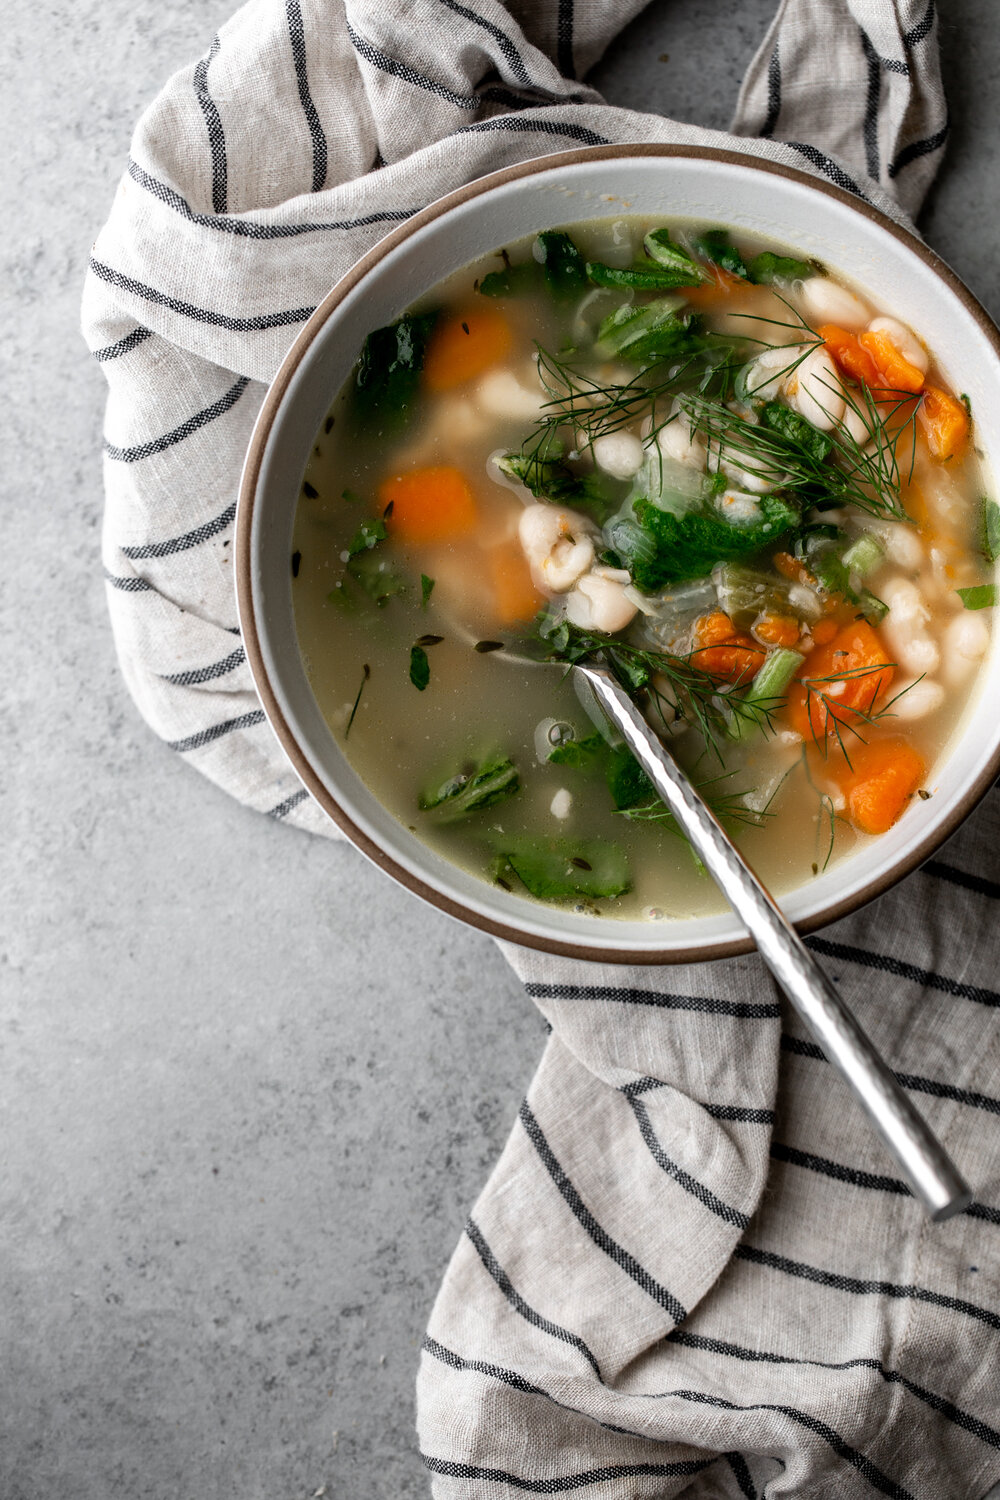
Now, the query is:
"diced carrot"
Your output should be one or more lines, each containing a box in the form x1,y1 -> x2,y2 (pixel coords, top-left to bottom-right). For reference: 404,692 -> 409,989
691,611 -> 765,685
682,266 -> 739,307
772,551 -> 801,581
917,384 -> 970,462
818,324 -> 882,388
753,612 -> 800,648
786,619 -> 894,746
810,618 -> 839,646
830,737 -> 926,835
423,307 -> 512,391
858,329 -> 925,394
488,540 -> 543,625
378,466 -> 478,545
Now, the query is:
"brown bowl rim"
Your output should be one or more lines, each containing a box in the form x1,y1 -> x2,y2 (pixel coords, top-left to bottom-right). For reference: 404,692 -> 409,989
236,142 -> 1000,965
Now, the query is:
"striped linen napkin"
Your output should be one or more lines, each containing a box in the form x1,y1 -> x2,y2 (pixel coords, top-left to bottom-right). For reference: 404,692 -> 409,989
81,2 -> 1000,1494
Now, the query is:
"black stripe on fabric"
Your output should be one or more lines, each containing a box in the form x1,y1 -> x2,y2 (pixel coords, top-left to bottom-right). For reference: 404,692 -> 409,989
879,54 -> 909,76
267,788 -> 310,819
125,158 -> 419,239
421,1455 -> 713,1491
422,1337 -> 654,1442
621,1079 -> 774,1124
967,1201 -> 1000,1226
456,115 -> 610,148
286,0 -> 328,191
193,34 -> 228,214
103,569 -> 152,592
668,1389 -> 914,1500
436,0 -> 531,86
858,28 -> 882,180
166,709 -> 265,754
770,1141 -> 909,1196
805,934 -> 1000,1009
519,1100 -> 687,1322
556,0 -> 575,80
760,43 -> 781,138
465,1217 -> 603,1380
783,142 -> 871,202
160,647 -> 246,687
93,325 -> 153,363
669,1329 -> 1000,1454
923,859 -> 1000,900
89,256 -> 314,333
725,1451 -> 758,1500
105,381 -> 249,465
903,0 -> 935,48
525,981 -> 780,1020
122,502 -> 236,560
735,1244 -> 1000,1331
888,117 -> 951,179
781,1030 -> 1000,1119
347,20 -> 480,109
627,1096 -> 750,1229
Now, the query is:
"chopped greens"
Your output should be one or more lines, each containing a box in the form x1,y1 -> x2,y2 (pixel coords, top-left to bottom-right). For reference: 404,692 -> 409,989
491,836 -> 630,900
630,493 -> 801,589
497,446 -> 622,523
419,756 -> 520,821
421,573 -> 435,608
981,497 -> 1000,564
347,517 -> 388,556
354,311 -> 437,434
347,549 -> 407,605
957,584 -> 998,610
536,231 -> 588,303
409,644 -> 430,691
747,252 -> 820,286
692,229 -> 748,279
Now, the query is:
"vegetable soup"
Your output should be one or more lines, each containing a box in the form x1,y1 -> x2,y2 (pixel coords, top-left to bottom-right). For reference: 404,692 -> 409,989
291,218 -> 996,920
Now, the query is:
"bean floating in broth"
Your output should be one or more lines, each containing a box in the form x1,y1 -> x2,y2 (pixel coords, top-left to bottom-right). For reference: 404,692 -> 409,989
291,217 -> 996,920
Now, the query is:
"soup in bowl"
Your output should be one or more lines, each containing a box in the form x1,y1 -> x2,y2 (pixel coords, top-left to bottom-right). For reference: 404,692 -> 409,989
236,147 -> 1000,963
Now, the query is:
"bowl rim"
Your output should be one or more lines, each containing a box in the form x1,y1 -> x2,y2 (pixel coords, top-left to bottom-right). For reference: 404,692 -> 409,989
236,142 -> 1000,965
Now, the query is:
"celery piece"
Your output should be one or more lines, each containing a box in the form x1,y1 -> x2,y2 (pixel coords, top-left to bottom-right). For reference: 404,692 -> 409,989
714,563 -> 791,629
841,532 -> 885,578
728,647 -> 805,741
858,590 -> 888,624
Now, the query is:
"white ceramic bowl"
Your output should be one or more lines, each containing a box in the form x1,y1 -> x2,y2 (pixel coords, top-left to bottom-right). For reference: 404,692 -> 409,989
236,145 -> 1000,963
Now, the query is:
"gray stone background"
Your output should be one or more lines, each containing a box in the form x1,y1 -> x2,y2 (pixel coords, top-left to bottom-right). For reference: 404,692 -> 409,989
2,2 -> 997,1497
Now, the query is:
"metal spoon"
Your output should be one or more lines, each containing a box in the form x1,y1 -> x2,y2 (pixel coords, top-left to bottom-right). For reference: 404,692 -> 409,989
569,660 -> 970,1221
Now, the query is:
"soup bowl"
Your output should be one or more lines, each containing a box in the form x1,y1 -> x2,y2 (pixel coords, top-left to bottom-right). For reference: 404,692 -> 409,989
235,145 -> 1000,963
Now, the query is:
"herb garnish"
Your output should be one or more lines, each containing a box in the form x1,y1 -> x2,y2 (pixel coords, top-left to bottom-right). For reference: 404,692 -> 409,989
346,664 -> 370,737
420,574 -> 435,608
409,645 -> 431,691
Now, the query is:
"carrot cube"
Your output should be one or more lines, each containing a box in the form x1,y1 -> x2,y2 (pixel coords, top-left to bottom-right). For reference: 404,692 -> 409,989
423,307 -> 512,391
378,466 -> 478,545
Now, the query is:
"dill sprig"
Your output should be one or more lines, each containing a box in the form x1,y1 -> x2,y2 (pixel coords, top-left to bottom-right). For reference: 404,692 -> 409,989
621,772 -> 778,835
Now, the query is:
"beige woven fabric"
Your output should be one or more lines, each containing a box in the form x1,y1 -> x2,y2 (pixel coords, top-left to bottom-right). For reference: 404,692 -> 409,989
81,1 -> 1000,1494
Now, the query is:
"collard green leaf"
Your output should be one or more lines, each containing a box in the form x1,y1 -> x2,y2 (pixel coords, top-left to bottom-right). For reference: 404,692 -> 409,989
493,836 -> 630,900
353,311 -> 437,433
761,401 -> 832,463
606,745 -> 656,810
630,493 -> 800,588
497,450 -> 622,524
692,229 -> 748,279
419,756 -> 520,820
747,252 -> 820,286
536,231 -> 588,303
643,228 -> 710,282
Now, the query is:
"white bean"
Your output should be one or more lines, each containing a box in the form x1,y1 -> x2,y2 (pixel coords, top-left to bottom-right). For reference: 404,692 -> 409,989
891,678 -> 945,721
881,575 -> 929,626
655,413 -> 707,469
564,573 -> 638,633
838,400 -> 870,447
866,316 -> 930,375
783,346 -> 846,430
745,344 -> 801,402
945,609 -> 990,665
550,788 -> 573,820
518,505 -> 595,593
476,368 -> 546,420
882,524 -> 925,571
592,430 -> 644,479
716,490 -> 762,523
800,276 -> 871,331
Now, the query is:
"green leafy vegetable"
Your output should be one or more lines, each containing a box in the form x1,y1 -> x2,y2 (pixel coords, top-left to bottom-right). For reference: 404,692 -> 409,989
643,227 -> 711,283
354,311 -> 437,433
761,401 -> 832,463
957,584 -> 998,610
419,756 -> 520,821
630,493 -> 801,589
496,448 -> 622,524
692,229 -> 748,279
594,298 -> 699,363
587,260 -> 699,292
536,231 -> 588,302
409,645 -> 430,691
491,837 -> 630,900
347,517 -> 388,557
981,497 -> 1000,564
547,731 -> 606,769
347,550 -> 407,605
606,745 -> 656,810
421,573 -> 435,608
478,261 -> 540,297
747,252 -> 820,286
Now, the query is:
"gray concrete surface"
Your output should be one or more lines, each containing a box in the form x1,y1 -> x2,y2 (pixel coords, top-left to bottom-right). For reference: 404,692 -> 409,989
2,3 -> 998,1497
